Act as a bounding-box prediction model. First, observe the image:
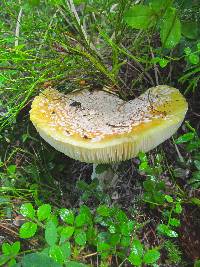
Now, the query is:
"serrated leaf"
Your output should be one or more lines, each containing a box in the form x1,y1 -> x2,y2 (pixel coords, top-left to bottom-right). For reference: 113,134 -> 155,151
45,221 -> 58,246
37,204 -> 51,221
124,5 -> 155,29
143,249 -> 160,264
160,7 -> 181,48
20,203 -> 35,219
19,222 -> 37,238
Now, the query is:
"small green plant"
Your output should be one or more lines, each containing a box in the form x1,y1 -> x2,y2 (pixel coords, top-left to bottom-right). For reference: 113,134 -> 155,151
0,241 -> 20,267
179,42 -> 200,93
138,152 -> 183,238
128,239 -> 160,266
175,125 -> 200,189
124,1 -> 182,49
0,202 -> 161,267
164,240 -> 182,264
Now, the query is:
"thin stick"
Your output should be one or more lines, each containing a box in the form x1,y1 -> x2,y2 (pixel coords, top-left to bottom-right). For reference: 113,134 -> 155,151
15,1 -> 23,47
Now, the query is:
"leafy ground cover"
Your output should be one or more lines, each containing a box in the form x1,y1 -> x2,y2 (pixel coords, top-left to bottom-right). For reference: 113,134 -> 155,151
0,0 -> 200,266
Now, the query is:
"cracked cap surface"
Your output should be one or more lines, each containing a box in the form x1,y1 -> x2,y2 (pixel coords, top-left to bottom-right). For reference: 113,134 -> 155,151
30,85 -> 188,163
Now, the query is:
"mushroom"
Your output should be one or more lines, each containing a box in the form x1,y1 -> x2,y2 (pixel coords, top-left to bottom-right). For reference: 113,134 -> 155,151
30,85 -> 187,185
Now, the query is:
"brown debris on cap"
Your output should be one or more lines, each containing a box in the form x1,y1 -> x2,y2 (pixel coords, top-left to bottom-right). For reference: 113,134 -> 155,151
30,85 -> 188,163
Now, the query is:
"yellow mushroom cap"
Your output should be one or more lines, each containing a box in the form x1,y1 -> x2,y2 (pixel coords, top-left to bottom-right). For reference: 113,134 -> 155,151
30,85 -> 188,163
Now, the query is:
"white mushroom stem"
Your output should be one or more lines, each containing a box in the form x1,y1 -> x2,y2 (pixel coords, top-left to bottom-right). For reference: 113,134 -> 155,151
91,164 -> 119,189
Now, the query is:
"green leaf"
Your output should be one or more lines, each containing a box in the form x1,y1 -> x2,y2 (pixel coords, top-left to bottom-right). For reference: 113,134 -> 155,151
49,245 -> 64,264
149,0 -> 172,11
97,205 -> 110,217
19,222 -> 37,238
108,224 -> 116,234
175,132 -> 195,144
160,7 -> 181,48
143,179 -> 155,192
128,252 -> 142,266
169,218 -> 180,227
120,220 -> 135,236
131,239 -> 143,257
45,221 -> 57,246
65,261 -> 88,267
60,226 -> 75,242
114,209 -> 128,223
120,236 -> 131,247
74,231 -> 87,246
182,21 -> 199,40
61,241 -> 71,259
11,241 -> 20,255
143,249 -> 160,264
59,209 -> 74,225
124,5 -> 155,29
7,165 -> 16,175
75,213 -> 87,227
20,203 -> 35,219
157,224 -> 178,237
188,54 -> 199,65
194,160 -> 200,171
194,259 -> 200,267
174,203 -> 182,214
184,47 -> 192,55
37,204 -> 51,221
165,195 -> 173,203
20,252 -> 62,267
2,243 -> 11,255
97,242 -> 111,252
0,255 -> 10,266
27,0 -> 40,6
158,58 -> 169,68
109,233 -> 121,246
190,197 -> 200,207
138,151 -> 148,162
8,258 -> 17,267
